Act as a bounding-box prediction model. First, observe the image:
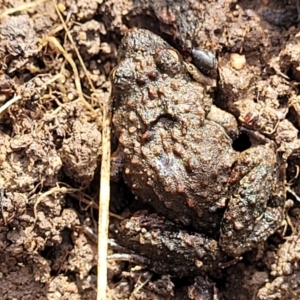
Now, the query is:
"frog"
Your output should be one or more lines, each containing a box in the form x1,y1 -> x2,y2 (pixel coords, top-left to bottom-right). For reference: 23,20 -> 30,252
110,28 -> 285,275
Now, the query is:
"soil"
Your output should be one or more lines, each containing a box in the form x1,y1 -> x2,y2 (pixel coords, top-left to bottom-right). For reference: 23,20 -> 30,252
1,0 -> 300,299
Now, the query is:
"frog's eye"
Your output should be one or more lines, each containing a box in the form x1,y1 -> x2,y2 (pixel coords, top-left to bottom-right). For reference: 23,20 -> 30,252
154,47 -> 182,76
109,66 -> 118,82
166,48 -> 182,62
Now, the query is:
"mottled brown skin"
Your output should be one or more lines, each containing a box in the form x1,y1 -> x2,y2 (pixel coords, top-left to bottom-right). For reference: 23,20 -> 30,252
111,28 -> 284,273
115,212 -> 226,276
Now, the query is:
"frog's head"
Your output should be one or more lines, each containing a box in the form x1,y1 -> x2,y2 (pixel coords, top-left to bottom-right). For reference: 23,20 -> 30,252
110,28 -> 186,106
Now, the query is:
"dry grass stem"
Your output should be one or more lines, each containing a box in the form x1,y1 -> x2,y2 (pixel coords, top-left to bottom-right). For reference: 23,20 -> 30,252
0,73 -> 62,115
97,97 -> 111,300
32,184 -> 83,230
39,36 -> 97,116
0,95 -> 21,115
0,0 -> 47,19
52,0 -> 97,96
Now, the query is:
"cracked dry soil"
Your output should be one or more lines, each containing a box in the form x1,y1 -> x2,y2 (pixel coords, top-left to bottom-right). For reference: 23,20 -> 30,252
1,0 -> 300,299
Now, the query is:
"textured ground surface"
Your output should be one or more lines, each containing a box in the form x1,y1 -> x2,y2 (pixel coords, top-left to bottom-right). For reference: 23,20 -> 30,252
1,0 -> 300,299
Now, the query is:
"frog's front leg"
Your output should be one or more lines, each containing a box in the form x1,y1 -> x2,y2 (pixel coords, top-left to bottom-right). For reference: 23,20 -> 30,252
220,143 -> 284,257
114,211 -> 227,276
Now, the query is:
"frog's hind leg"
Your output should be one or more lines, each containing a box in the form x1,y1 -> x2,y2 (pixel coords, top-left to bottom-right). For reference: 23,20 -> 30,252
219,144 -> 284,257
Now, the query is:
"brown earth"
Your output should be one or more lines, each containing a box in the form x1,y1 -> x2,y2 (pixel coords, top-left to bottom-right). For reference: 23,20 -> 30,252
1,0 -> 300,299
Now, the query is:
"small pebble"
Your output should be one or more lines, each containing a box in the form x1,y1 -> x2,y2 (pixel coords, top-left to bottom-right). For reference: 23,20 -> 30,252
230,53 -> 246,70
